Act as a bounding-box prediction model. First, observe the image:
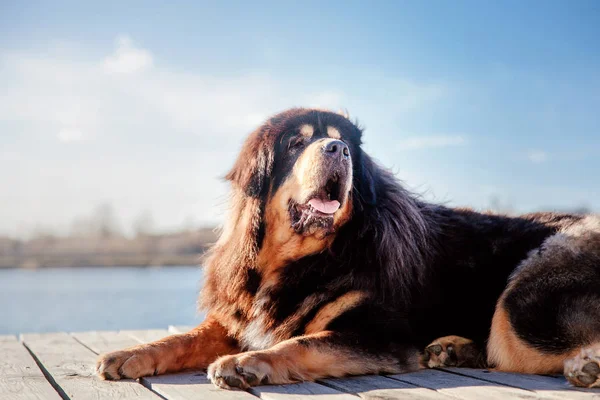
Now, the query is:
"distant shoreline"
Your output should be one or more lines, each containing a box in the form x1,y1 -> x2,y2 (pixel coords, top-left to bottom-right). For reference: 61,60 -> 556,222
0,261 -> 203,269
0,228 -> 217,269
0,248 -> 208,269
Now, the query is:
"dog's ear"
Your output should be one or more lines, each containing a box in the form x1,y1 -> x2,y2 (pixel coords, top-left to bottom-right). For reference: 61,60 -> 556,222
354,150 -> 377,206
223,128 -> 274,256
226,129 -> 274,198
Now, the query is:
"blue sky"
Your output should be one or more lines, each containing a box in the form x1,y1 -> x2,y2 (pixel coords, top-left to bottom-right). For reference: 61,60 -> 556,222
1,1 -> 599,237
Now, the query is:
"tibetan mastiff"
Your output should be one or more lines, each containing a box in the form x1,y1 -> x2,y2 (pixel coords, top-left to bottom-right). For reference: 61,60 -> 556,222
96,108 -> 600,389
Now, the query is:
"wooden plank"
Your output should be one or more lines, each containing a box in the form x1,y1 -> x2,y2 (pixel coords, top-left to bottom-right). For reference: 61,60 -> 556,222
250,381 -> 356,400
0,336 -> 62,400
142,371 -> 258,400
321,374 -> 453,399
443,368 -> 566,388
21,332 -> 161,400
72,330 -> 142,354
389,369 -> 547,400
442,368 -> 600,399
0,336 -> 39,378
73,329 -> 170,354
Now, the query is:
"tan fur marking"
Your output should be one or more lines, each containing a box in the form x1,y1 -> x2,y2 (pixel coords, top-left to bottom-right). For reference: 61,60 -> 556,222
299,124 -> 314,138
326,126 -> 341,139
305,291 -> 365,334
271,293 -> 326,339
488,300 -> 579,374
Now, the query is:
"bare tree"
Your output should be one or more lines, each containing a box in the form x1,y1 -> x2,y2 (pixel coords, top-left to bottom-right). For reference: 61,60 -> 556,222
133,210 -> 155,237
93,203 -> 122,238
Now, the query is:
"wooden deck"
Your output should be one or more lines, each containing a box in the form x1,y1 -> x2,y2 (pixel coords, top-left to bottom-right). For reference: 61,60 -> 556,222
2,326 -> 599,400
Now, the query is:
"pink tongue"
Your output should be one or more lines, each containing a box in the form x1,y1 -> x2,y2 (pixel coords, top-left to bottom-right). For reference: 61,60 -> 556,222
308,198 -> 341,214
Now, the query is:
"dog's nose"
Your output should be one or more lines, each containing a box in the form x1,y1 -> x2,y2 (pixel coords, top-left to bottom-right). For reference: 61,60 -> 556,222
323,140 -> 350,159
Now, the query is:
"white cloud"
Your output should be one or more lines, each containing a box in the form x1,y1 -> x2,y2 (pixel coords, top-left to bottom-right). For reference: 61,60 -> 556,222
527,150 -> 548,164
396,135 -> 467,150
0,151 -> 21,162
103,35 -> 153,74
57,128 -> 84,143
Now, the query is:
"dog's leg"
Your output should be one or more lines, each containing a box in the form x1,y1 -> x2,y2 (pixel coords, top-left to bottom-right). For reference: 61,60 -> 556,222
207,330 -> 419,389
96,316 -> 239,380
421,336 -> 487,369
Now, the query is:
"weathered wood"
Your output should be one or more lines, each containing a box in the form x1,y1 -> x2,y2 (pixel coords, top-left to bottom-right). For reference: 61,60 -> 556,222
21,332 -> 161,400
73,330 -> 171,354
442,368 -> 600,399
9,329 -> 600,400
390,369 -> 546,400
143,371 -> 259,400
0,336 -> 62,400
321,374 -> 453,399
72,330 -> 142,354
250,381 -> 356,400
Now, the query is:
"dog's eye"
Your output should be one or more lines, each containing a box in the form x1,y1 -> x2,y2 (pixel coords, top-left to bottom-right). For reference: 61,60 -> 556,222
288,137 -> 305,150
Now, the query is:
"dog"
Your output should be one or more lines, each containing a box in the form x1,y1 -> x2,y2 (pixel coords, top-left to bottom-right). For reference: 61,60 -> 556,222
96,108 -> 600,389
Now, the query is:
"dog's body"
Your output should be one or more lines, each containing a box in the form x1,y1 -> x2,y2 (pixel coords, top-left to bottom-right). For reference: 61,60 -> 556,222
96,109 -> 600,389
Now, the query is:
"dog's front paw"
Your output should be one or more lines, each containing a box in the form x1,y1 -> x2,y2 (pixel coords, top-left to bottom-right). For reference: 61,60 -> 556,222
207,353 -> 273,389
564,344 -> 600,388
421,335 -> 484,369
96,349 -> 157,380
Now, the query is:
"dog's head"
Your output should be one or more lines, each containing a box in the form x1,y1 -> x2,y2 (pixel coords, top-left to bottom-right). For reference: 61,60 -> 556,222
226,109 -> 376,254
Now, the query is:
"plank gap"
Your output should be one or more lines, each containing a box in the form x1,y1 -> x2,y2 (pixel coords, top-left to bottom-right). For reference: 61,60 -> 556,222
21,340 -> 70,400
315,378 -> 363,396
387,369 -> 544,400
69,333 -> 102,356
137,379 -> 170,400
439,368 -> 542,391
439,368 -> 600,399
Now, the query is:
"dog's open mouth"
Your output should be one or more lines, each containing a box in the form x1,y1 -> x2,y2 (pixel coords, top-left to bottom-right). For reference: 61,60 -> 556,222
289,176 -> 343,236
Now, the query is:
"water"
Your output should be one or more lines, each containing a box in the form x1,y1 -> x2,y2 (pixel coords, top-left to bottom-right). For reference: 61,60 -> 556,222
0,266 -> 205,335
